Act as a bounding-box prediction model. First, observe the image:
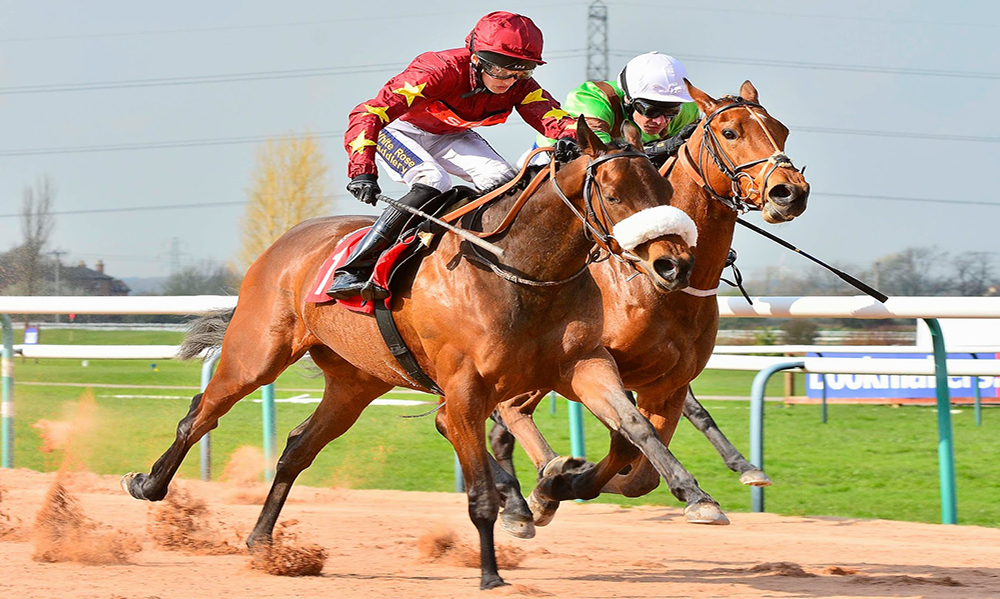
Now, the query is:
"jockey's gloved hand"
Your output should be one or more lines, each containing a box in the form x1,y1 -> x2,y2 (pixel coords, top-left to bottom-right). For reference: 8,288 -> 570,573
643,122 -> 699,160
347,174 -> 381,206
553,136 -> 581,163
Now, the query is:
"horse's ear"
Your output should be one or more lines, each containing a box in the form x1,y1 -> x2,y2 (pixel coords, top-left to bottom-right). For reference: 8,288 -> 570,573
684,78 -> 718,115
740,80 -> 759,103
576,114 -> 606,157
622,120 -> 642,150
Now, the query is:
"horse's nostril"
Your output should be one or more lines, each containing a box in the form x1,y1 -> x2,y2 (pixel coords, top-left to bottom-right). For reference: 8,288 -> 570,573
654,258 -> 678,280
768,184 -> 795,204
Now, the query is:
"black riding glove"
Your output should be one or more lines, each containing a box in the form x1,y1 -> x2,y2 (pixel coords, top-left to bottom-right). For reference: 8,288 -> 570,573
553,136 -> 581,163
643,122 -> 699,161
347,174 -> 381,206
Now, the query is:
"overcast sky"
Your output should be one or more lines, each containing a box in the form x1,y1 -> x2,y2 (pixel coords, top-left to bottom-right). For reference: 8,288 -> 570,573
1,0 -> 997,287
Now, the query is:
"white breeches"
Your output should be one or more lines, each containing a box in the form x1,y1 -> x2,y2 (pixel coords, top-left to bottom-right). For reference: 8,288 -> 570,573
375,120 -> 516,192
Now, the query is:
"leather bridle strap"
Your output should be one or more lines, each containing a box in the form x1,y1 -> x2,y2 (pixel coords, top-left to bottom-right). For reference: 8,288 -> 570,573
440,146 -> 553,226
549,149 -> 649,262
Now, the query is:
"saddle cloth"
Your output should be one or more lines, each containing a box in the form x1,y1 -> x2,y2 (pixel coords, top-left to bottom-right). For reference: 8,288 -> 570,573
305,227 -> 418,314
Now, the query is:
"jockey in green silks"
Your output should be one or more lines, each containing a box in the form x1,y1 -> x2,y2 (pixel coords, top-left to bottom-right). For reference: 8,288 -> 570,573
526,52 -> 701,168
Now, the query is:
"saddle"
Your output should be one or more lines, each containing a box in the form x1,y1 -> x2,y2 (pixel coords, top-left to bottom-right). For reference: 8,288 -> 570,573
306,187 -> 476,313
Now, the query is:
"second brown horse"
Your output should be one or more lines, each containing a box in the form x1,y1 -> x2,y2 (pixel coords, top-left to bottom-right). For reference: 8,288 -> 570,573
491,80 -> 810,525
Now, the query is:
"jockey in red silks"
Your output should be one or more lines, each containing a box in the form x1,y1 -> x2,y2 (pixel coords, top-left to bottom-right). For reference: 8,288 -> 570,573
328,11 -> 580,299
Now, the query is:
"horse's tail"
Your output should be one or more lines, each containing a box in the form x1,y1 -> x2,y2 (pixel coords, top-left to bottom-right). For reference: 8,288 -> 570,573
177,308 -> 235,361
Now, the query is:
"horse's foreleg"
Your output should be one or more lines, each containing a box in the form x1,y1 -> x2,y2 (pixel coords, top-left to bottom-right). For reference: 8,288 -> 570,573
604,402 -> 729,525
436,395 -> 506,590
684,386 -> 772,487
248,370 -> 385,549
441,407 -> 534,540
123,310 -> 302,503
539,354 -> 710,510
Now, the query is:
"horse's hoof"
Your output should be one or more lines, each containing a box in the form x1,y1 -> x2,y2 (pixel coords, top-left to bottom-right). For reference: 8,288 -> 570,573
120,472 -> 145,500
739,470 -> 773,487
500,512 -> 536,539
540,455 -> 576,477
480,574 -> 508,590
684,502 -> 731,525
527,489 -> 560,526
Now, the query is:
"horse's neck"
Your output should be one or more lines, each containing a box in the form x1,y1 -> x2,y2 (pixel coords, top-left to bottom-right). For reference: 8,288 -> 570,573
479,164 -> 593,282
669,142 -> 739,292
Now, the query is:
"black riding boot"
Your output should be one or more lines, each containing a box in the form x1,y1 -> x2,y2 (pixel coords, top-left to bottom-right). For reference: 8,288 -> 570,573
326,183 -> 439,299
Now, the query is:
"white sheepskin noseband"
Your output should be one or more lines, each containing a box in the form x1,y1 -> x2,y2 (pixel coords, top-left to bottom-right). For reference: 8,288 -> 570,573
612,205 -> 698,251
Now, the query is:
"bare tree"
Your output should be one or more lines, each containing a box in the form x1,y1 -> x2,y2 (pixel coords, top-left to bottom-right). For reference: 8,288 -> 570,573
951,251 -> 994,296
876,246 -> 951,296
161,259 -> 242,295
238,135 -> 330,268
19,176 -> 56,296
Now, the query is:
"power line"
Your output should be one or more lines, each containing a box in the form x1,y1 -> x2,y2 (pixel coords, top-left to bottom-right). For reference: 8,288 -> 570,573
0,191 -> 993,222
2,45 -> 991,97
0,51 -> 586,96
0,131 -> 347,157
606,1 -> 1000,30
612,50 -> 1000,81
0,4 -> 584,43
794,126 -> 1000,144
3,121 -> 997,159
815,191 -> 1000,208
0,201 -> 247,219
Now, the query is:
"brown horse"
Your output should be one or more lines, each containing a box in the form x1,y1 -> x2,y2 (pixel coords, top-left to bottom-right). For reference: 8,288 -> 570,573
489,80 -> 810,525
122,117 -> 700,589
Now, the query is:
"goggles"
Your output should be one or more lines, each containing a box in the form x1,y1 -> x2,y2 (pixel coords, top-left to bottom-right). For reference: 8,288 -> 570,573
478,57 -> 535,81
631,99 -> 683,119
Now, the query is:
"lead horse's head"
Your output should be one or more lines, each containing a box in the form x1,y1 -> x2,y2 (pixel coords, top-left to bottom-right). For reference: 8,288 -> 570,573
560,115 -> 696,292
685,80 -> 810,223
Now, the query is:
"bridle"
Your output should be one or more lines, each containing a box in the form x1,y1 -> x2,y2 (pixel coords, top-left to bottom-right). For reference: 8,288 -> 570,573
693,96 -> 800,213
549,147 -> 652,265
465,147 -> 667,286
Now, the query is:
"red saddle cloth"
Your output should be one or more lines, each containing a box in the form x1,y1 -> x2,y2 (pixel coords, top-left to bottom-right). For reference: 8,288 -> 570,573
305,227 -> 415,314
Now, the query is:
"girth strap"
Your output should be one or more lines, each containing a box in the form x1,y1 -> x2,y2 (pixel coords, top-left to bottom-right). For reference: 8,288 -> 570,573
373,299 -> 445,396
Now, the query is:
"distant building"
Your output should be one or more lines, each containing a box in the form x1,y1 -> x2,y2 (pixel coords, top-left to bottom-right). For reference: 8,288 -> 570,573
62,260 -> 131,296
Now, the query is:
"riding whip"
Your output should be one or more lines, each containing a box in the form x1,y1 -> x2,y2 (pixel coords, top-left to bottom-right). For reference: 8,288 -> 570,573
376,194 -> 505,259
736,217 -> 888,303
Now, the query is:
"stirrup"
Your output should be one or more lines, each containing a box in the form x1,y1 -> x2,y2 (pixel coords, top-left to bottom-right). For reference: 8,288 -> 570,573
359,282 -> 390,302
326,270 -> 370,299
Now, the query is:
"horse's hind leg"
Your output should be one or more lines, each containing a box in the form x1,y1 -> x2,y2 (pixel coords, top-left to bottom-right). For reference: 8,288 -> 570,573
124,306 -> 304,502
683,386 -> 772,486
435,388 -> 506,590
248,348 -> 390,548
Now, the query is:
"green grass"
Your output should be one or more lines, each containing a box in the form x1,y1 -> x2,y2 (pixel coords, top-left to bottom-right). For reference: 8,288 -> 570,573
5,330 -> 998,527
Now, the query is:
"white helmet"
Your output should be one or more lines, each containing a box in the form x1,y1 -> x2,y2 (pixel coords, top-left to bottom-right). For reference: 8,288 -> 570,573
618,52 -> 694,104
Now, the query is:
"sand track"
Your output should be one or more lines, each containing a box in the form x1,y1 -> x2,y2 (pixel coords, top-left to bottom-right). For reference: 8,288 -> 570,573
1,468 -> 998,599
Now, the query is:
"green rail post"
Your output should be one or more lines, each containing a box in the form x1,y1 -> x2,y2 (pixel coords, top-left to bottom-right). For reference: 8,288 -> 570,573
971,353 -> 982,427
815,352 -> 828,424
568,400 -> 586,459
261,383 -> 276,482
924,318 -> 957,524
1,315 -> 14,469
749,361 -> 804,512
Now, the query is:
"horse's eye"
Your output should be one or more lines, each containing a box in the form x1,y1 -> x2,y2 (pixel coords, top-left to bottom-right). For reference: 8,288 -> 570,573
607,196 -> 622,204
722,129 -> 739,140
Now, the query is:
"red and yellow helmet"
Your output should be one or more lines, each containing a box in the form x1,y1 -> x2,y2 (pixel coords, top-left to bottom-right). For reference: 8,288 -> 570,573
465,11 -> 545,68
